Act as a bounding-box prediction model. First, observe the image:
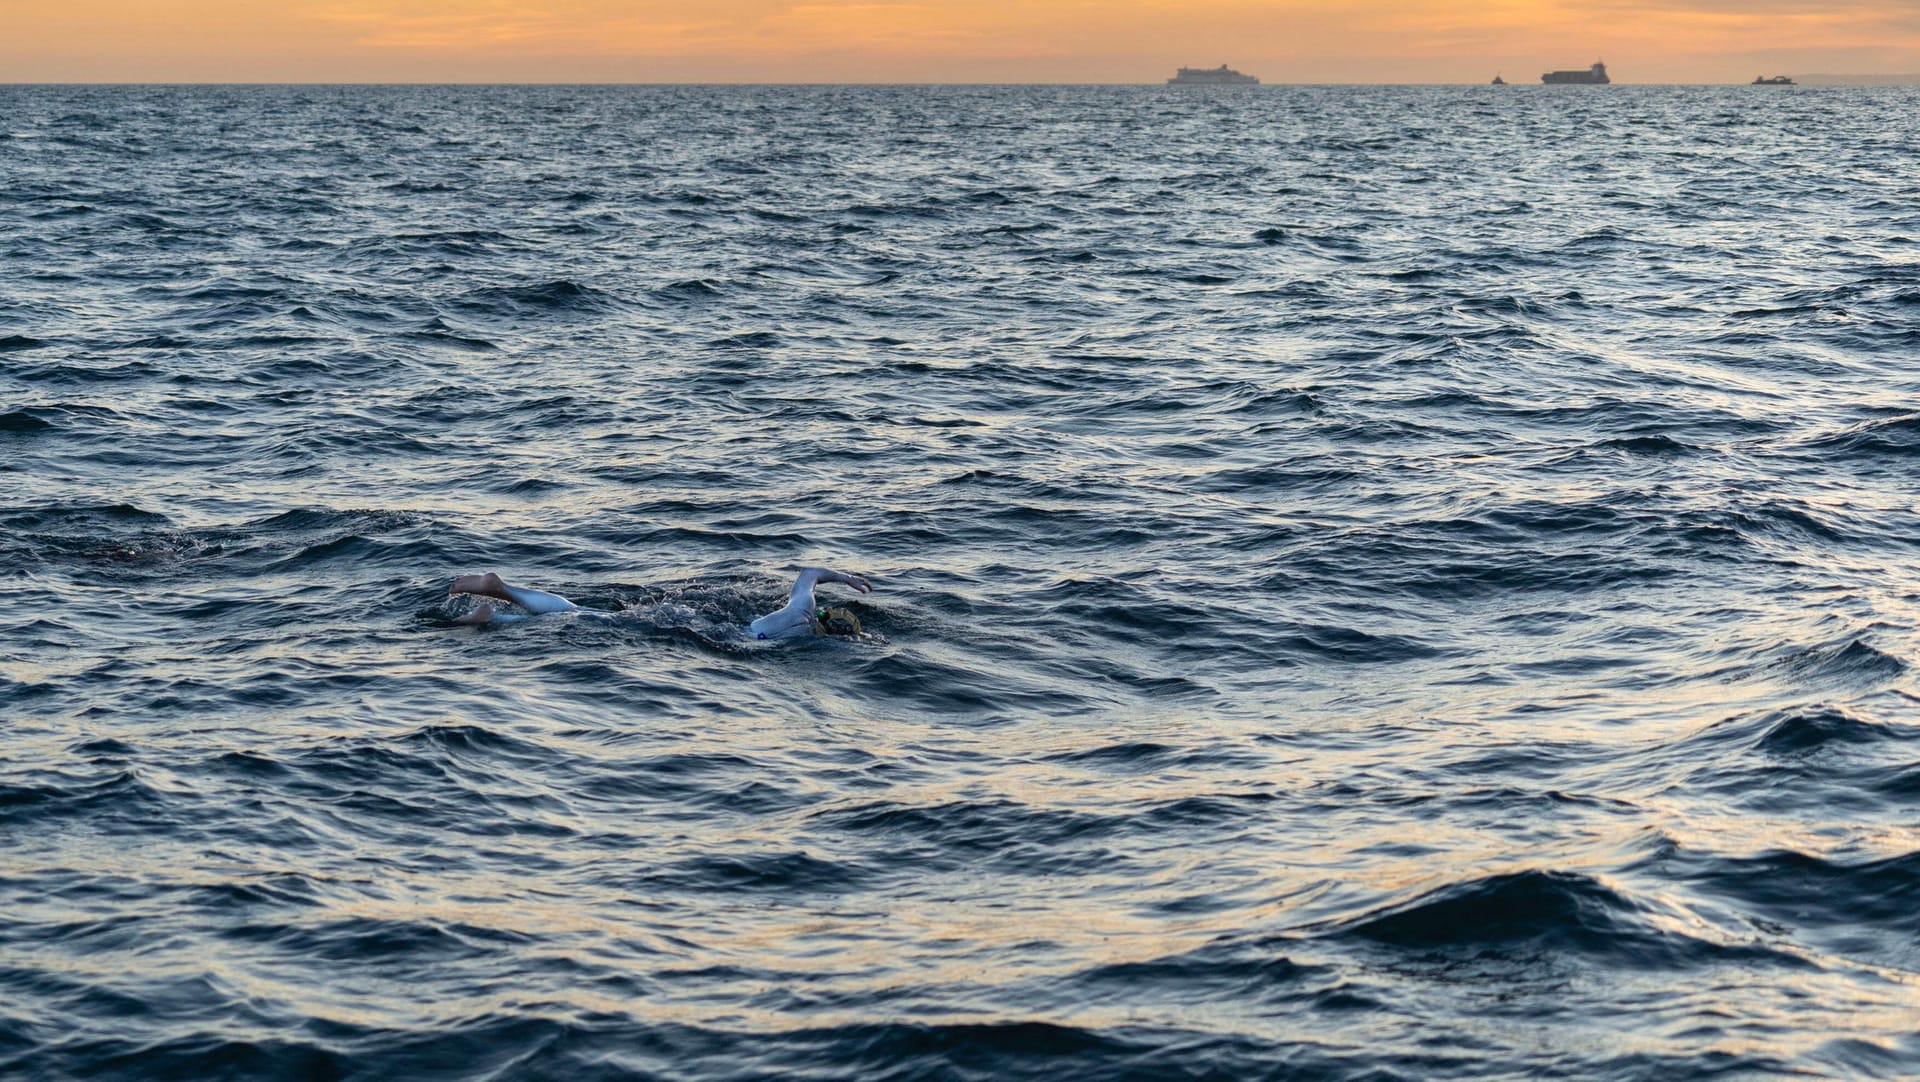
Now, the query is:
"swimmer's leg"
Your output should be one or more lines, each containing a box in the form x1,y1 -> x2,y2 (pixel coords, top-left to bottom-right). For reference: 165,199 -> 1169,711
454,601 -> 496,626
449,572 -> 580,615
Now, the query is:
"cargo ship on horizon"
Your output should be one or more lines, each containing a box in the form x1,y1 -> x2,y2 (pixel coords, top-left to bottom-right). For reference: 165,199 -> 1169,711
1168,64 -> 1260,86
1543,61 -> 1610,84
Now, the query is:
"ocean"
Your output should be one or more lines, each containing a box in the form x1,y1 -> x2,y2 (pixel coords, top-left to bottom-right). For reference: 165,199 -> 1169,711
4,83 -> 1920,1079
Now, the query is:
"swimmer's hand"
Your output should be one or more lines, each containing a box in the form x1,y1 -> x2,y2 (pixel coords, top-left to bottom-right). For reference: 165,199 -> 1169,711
814,567 -> 872,593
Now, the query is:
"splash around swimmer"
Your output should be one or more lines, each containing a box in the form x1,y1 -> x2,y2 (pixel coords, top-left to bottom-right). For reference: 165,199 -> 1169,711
447,565 -> 873,639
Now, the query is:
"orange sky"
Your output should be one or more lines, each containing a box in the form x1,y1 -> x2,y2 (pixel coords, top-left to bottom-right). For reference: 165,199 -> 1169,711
6,1 -> 1919,83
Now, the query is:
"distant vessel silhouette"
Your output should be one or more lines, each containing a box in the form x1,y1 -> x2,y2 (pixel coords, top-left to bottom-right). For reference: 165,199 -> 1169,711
1543,62 -> 1610,84
1491,74 -> 1507,85
1167,64 -> 1260,86
1752,75 -> 1795,85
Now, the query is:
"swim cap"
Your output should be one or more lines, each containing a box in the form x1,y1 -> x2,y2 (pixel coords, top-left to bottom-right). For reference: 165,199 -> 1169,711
817,606 -> 861,636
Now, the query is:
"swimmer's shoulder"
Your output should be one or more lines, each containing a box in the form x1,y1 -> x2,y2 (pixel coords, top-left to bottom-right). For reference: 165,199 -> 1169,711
750,611 -> 813,639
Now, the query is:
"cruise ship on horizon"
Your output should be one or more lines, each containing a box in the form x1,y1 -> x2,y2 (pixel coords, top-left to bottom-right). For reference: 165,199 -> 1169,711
1168,64 -> 1260,86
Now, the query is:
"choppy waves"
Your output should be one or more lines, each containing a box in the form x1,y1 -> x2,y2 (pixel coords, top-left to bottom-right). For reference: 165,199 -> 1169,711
5,83 -> 1920,1079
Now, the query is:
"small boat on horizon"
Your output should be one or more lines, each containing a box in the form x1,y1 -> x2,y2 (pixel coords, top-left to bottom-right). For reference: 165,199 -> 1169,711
1752,75 -> 1795,85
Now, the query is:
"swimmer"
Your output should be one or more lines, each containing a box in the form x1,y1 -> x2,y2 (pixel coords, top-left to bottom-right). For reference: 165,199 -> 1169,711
447,566 -> 872,638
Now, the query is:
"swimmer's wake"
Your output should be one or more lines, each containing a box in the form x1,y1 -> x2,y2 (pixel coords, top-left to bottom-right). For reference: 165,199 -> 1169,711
448,566 -> 873,639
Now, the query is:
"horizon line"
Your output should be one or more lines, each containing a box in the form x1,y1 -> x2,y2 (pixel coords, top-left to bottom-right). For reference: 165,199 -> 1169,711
7,77 -> 1917,87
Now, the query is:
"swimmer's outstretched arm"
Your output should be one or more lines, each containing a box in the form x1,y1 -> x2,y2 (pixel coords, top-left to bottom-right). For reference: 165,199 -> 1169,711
449,572 -> 580,624
750,566 -> 873,639
788,566 -> 873,606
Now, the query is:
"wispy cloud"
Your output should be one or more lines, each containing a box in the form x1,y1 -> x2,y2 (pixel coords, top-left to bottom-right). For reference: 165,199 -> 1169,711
307,1 -> 734,52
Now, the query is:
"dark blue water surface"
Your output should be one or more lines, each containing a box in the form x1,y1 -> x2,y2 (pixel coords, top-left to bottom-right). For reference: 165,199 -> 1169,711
5,83 -> 1920,1080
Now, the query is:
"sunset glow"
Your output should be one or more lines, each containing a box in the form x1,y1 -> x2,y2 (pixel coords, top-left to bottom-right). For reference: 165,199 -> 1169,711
6,1 -> 1920,83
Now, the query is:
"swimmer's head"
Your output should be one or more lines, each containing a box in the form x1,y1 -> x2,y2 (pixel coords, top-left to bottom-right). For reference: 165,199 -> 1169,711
816,606 -> 862,637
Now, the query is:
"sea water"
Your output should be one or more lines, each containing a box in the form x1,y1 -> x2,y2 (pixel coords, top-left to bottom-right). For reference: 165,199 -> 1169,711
4,84 -> 1920,1079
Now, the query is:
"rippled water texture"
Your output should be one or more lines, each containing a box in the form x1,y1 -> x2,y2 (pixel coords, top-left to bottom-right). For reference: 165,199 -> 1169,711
5,84 -> 1920,1079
